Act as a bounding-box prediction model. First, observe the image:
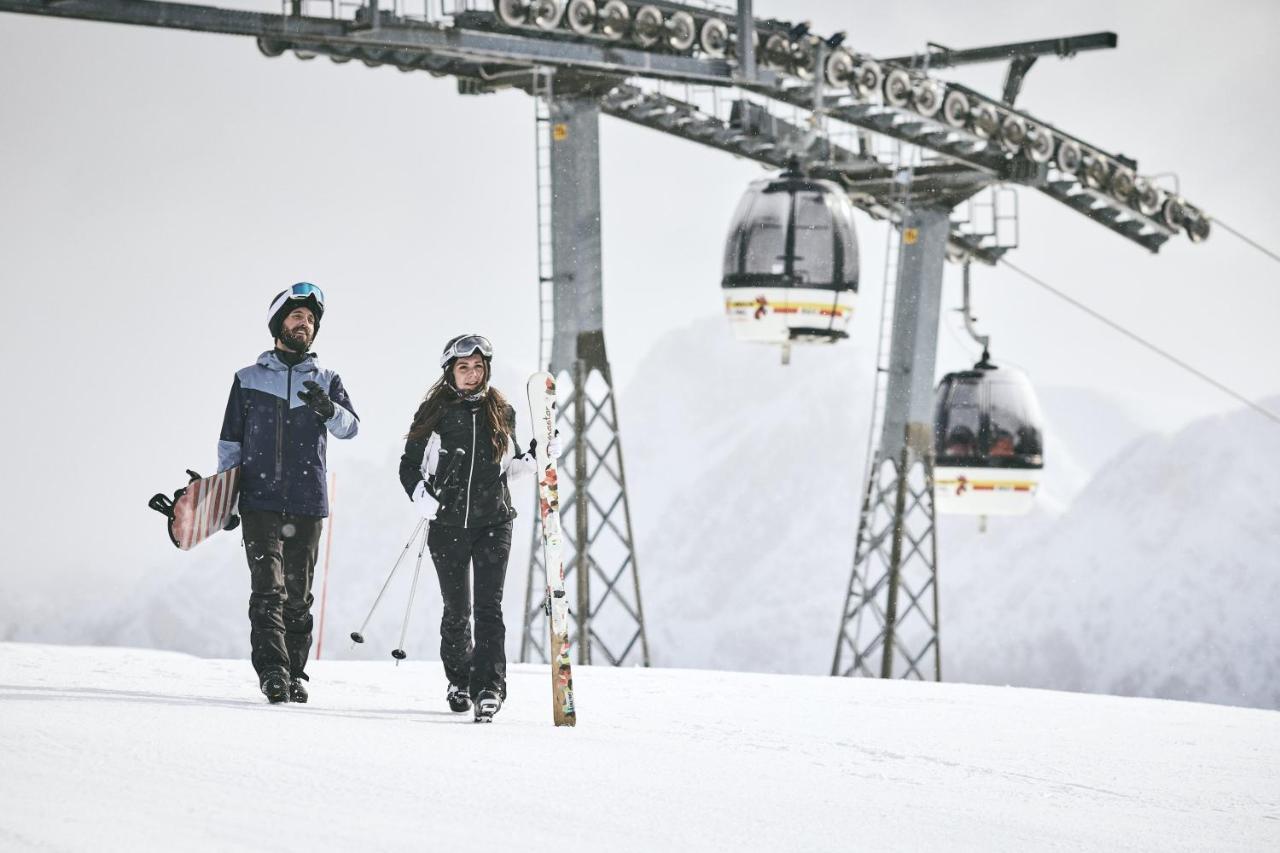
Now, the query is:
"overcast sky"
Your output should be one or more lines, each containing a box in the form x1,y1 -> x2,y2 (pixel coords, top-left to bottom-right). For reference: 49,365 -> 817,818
1,0 -> 1278,609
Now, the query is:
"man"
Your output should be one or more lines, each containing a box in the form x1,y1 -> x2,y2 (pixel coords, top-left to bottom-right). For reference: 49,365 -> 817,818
217,283 -> 359,703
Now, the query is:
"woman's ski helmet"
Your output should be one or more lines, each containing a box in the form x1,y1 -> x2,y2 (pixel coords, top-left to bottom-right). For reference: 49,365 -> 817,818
267,282 -> 325,340
439,334 -> 494,370
440,334 -> 493,391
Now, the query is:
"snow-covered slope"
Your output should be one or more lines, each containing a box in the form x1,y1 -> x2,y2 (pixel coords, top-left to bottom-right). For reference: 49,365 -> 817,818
1,643 -> 1276,852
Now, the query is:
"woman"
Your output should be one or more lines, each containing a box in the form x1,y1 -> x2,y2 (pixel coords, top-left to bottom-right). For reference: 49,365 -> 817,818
398,334 -> 556,722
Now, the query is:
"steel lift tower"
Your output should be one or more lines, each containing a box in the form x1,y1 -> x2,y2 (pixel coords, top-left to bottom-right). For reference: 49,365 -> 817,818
520,72 -> 651,667
0,0 -> 1213,678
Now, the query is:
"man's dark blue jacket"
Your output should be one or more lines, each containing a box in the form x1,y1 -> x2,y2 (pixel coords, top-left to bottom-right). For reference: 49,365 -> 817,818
217,350 -> 358,517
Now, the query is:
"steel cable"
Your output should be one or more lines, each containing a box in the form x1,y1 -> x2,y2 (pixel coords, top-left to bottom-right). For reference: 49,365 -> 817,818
998,258 -> 1280,427
1210,217 -> 1280,266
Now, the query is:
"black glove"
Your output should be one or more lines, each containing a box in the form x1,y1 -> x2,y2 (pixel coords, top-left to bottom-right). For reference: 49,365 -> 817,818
223,513 -> 241,532
527,430 -> 562,459
298,380 -> 336,419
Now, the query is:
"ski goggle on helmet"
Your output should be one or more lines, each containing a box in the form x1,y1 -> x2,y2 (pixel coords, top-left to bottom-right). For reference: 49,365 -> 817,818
267,282 -> 325,338
269,282 -> 325,318
439,334 -> 493,369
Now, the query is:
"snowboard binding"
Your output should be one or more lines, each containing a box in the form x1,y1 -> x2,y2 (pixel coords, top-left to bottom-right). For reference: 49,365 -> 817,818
147,468 -> 241,550
148,470 -> 204,548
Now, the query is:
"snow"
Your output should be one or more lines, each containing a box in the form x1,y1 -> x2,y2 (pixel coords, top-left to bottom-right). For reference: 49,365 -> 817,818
1,642 -> 1277,852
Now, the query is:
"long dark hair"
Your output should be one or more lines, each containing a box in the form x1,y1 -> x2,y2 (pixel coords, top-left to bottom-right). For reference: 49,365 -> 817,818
406,366 -> 511,463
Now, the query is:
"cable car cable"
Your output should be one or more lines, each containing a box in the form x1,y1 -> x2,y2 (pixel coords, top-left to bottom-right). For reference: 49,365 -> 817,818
1209,218 -> 1280,266
998,258 -> 1280,428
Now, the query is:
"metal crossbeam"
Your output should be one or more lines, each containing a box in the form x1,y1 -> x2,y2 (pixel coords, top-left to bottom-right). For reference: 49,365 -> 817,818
2,0 -> 334,37
598,83 -> 1006,262
756,84 -> 1178,255
0,1 -> 1208,254
0,0 -> 758,85
880,31 -> 1117,69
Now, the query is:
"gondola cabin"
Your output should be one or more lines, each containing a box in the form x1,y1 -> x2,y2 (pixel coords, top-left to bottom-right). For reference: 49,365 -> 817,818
721,170 -> 859,346
933,358 -> 1045,516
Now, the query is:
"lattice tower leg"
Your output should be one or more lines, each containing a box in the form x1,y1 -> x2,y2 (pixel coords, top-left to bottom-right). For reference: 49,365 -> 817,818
520,360 -> 650,667
832,443 -> 940,679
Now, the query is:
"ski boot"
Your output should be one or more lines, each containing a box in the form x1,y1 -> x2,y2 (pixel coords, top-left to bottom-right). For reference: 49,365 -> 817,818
260,672 -> 290,704
446,683 -> 471,713
289,673 -> 309,704
473,689 -> 501,723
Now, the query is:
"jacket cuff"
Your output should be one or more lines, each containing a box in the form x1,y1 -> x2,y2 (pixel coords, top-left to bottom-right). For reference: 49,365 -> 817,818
217,440 -> 242,472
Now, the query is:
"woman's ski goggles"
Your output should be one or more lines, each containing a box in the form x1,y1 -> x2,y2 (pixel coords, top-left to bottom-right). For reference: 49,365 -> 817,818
440,334 -> 493,368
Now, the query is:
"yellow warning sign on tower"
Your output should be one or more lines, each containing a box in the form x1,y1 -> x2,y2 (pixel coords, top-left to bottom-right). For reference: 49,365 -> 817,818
553,123 -> 568,141
904,227 -> 919,245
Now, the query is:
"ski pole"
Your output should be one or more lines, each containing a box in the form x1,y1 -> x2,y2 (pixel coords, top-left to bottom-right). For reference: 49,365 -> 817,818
349,517 -> 427,647
316,472 -> 336,660
392,523 -> 429,665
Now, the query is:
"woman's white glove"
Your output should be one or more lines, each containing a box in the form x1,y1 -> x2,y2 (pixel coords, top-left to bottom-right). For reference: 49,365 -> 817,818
412,481 -> 439,520
531,432 -> 563,460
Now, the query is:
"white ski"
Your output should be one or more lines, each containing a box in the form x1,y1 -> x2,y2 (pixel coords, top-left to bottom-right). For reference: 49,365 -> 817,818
527,371 -> 577,727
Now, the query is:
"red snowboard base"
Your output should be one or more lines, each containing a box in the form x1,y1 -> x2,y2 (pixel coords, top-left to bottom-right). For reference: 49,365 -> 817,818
148,467 -> 240,550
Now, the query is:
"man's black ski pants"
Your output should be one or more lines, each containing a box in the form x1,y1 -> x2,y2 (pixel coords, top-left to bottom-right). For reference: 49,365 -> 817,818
427,520 -> 513,700
241,509 -> 323,683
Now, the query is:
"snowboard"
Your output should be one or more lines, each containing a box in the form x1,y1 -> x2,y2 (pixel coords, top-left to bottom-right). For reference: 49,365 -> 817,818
527,372 -> 577,727
148,467 -> 240,551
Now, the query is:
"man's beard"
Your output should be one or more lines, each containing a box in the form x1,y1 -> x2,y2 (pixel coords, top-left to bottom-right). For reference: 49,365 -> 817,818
280,327 -> 311,353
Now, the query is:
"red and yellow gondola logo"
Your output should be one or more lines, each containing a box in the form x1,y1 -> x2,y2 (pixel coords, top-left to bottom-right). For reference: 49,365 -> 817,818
937,476 -> 1037,496
726,298 -> 849,319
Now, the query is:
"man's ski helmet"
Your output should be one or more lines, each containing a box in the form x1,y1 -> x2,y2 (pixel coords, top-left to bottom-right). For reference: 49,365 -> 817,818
439,334 -> 494,370
267,282 -> 325,340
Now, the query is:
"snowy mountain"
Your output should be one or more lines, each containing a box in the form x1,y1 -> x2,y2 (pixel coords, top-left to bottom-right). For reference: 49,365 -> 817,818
942,401 -> 1280,710
619,319 -> 870,676
2,643 -> 1277,852
617,317 -> 1280,709
1027,385 -> 1145,508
